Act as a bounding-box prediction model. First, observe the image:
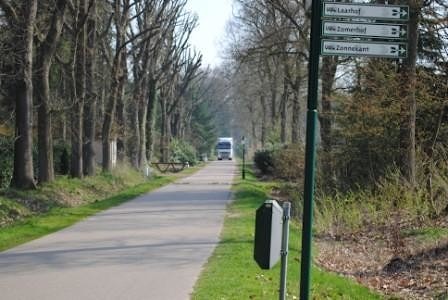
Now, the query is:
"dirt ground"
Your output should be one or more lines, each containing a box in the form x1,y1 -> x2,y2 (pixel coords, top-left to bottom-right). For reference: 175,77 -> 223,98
315,217 -> 448,299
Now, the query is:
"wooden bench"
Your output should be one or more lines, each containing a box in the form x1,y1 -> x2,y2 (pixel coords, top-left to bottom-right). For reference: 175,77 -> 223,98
151,162 -> 186,173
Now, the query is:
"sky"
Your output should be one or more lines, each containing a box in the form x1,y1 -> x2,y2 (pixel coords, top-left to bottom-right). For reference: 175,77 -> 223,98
185,0 -> 234,68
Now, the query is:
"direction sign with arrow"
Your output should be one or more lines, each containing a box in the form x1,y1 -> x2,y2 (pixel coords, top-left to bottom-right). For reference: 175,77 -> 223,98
322,21 -> 408,39
321,40 -> 408,58
323,3 -> 409,21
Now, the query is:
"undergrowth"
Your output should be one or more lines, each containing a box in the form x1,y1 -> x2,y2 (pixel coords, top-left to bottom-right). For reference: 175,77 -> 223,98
285,170 -> 448,240
0,164 -> 146,226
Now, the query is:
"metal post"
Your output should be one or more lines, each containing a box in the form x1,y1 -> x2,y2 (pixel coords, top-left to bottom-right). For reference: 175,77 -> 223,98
300,0 -> 322,299
242,136 -> 246,180
279,202 -> 291,300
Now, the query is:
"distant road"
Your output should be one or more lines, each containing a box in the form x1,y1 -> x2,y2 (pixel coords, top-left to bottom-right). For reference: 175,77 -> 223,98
0,161 -> 236,300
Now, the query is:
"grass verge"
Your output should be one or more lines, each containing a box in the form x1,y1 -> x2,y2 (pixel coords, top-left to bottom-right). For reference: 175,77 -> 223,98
0,164 -> 203,252
192,168 -> 382,300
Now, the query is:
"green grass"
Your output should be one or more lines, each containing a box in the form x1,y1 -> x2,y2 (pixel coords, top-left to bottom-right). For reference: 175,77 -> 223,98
402,227 -> 448,242
192,168 -> 383,300
0,164 -> 204,252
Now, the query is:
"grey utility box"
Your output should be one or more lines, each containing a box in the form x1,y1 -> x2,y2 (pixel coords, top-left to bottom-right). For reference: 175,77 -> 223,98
254,200 -> 283,269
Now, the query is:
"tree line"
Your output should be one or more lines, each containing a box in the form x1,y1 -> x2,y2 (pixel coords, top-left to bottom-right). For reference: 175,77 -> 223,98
221,0 -> 448,195
0,0 -> 220,189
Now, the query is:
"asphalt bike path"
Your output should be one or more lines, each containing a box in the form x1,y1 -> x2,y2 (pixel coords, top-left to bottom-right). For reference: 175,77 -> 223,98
0,161 -> 236,300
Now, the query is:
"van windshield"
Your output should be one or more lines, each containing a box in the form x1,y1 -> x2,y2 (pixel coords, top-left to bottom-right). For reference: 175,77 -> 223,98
217,142 -> 231,150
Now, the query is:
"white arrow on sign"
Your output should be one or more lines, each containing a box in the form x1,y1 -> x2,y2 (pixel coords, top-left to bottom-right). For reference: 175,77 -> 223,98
322,21 -> 408,39
321,40 -> 407,58
323,3 -> 409,21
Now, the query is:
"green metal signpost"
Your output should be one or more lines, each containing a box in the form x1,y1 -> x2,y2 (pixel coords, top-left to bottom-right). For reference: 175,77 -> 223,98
299,0 -> 321,298
299,1 -> 409,299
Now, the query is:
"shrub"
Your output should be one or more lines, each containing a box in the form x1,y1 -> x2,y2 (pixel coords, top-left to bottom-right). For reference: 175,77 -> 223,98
53,141 -> 70,175
312,192 -> 376,238
310,171 -> 433,238
0,137 -> 13,189
254,144 -> 305,180
253,149 -> 275,175
272,144 -> 304,181
169,139 -> 198,166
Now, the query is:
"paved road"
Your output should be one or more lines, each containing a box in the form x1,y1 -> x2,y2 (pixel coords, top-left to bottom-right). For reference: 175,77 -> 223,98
0,161 -> 236,300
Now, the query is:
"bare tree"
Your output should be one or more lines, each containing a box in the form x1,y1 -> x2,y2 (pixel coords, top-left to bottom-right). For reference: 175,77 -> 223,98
83,0 -> 97,176
35,0 -> 68,183
101,0 -> 132,172
68,0 -> 89,178
399,0 -> 422,186
0,1 -> 38,189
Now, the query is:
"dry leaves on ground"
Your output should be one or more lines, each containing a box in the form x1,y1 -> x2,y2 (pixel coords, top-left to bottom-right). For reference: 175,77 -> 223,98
315,217 -> 448,299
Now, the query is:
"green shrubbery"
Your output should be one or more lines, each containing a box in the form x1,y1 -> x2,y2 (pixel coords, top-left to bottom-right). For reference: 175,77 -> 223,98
256,143 -> 448,241
286,169 -> 448,239
272,144 -> 304,180
253,144 -> 304,180
0,137 -> 13,189
253,149 -> 275,175
0,197 -> 31,226
0,163 -> 149,227
53,141 -> 70,175
0,138 -> 72,189
169,139 -> 198,165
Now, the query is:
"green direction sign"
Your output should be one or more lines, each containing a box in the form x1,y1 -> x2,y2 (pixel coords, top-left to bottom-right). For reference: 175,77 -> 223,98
323,3 -> 409,21
321,40 -> 407,58
322,21 -> 408,39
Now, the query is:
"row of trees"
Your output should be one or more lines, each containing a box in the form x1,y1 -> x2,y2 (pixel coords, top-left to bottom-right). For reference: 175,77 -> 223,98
0,0 -> 218,189
222,0 -> 448,192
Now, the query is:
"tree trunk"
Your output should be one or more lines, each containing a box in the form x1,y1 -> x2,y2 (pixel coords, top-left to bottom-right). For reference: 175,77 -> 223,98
128,74 -> 141,169
71,95 -> 84,177
160,96 -> 169,162
137,89 -> 149,169
71,0 -> 87,178
35,0 -> 67,183
130,98 -> 141,168
171,109 -> 181,138
270,73 -> 278,125
291,62 -> 302,144
251,119 -> 257,148
280,80 -> 288,144
319,56 -> 338,189
247,101 -> 257,148
291,89 -> 301,144
83,0 -> 97,176
146,79 -> 158,163
260,95 -> 267,147
36,64 -> 55,183
116,51 -> 128,163
102,0 -> 128,172
399,0 -> 420,186
11,1 -> 38,189
102,68 -> 120,171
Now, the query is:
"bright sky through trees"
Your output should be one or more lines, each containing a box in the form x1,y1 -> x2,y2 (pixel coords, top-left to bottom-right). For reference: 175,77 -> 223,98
186,0 -> 233,67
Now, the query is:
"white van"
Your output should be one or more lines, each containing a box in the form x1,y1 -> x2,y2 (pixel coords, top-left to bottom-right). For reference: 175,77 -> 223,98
216,137 -> 233,160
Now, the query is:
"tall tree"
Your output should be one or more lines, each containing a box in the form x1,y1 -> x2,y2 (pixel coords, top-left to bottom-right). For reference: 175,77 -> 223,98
0,1 -> 38,189
83,0 -> 97,176
35,0 -> 68,183
101,0 -> 133,172
319,56 -> 338,189
70,0 -> 88,178
399,0 -> 422,186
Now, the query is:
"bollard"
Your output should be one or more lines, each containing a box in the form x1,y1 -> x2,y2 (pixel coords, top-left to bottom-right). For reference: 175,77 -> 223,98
279,202 -> 291,300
